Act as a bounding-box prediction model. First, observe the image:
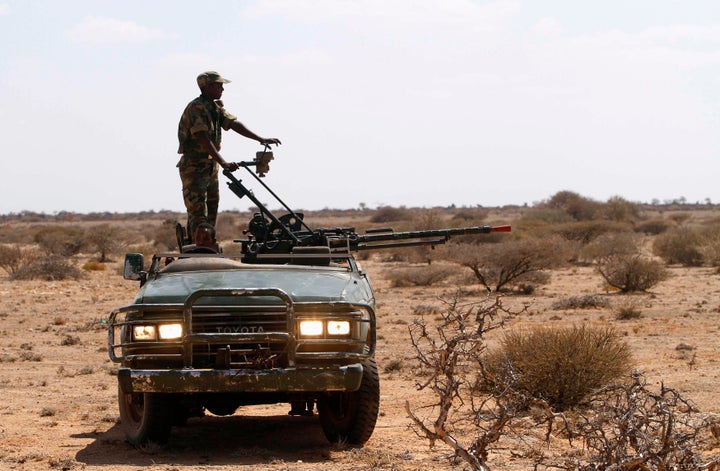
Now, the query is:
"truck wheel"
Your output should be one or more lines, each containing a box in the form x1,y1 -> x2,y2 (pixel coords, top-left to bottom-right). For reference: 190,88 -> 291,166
118,383 -> 172,445
318,358 -> 380,445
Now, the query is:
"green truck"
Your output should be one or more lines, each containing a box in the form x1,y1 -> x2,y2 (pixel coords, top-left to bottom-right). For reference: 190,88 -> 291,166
108,150 -> 509,446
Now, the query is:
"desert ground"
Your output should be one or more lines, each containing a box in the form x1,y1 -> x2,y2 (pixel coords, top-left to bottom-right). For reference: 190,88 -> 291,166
1,207 -> 719,470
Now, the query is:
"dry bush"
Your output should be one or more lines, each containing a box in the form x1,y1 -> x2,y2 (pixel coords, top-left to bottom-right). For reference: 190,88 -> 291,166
597,255 -> 669,293
520,207 -> 575,224
387,265 -> 454,287
542,191 -> 604,221
11,255 -> 84,281
653,227 -> 705,266
634,218 -> 673,235
444,235 -> 571,292
480,325 -> 632,411
597,196 -> 641,222
0,244 -> 23,276
215,214 -> 241,241
81,260 -> 106,271
615,300 -> 643,320
84,223 -> 128,262
369,206 -> 411,223
551,295 -> 611,310
553,220 -> 631,245
698,222 -> 720,267
34,226 -> 84,256
451,208 -> 488,224
580,232 -> 638,263
151,219 -> 179,251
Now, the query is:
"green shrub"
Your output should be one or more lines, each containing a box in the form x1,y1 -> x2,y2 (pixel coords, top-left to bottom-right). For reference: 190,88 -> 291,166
480,325 -> 632,411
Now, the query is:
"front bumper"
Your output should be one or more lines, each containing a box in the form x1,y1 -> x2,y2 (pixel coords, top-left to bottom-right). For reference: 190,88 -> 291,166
117,364 -> 364,394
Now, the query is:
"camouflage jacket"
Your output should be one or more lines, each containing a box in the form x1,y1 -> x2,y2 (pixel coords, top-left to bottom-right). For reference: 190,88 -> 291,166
177,95 -> 237,166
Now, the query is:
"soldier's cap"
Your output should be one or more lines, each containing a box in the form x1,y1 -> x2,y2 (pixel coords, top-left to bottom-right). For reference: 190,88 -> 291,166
196,71 -> 231,89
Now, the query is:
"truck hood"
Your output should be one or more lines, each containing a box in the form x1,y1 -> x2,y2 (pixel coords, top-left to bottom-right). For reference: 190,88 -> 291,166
135,259 -> 371,305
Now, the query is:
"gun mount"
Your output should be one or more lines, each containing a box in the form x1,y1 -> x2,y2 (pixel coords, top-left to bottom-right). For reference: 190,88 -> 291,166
206,147 -> 511,263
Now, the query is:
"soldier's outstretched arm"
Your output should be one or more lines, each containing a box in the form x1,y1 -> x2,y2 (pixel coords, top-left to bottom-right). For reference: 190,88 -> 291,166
229,120 -> 281,146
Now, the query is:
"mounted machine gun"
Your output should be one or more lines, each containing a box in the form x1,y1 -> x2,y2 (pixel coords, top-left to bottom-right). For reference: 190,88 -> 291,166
196,147 -> 511,263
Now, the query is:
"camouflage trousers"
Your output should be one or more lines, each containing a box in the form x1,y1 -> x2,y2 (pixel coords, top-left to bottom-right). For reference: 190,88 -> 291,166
178,157 -> 219,242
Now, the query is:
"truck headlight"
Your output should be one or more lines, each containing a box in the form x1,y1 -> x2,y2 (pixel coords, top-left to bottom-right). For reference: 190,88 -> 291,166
158,323 -> 183,340
299,320 -> 323,336
327,320 -> 350,336
133,325 -> 156,341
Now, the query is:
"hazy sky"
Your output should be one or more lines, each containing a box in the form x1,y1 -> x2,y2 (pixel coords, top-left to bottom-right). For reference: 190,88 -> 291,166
2,0 -> 719,214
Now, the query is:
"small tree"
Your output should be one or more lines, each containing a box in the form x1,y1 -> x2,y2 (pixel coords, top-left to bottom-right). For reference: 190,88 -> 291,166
446,236 -> 570,292
84,223 -> 127,262
597,255 -> 669,292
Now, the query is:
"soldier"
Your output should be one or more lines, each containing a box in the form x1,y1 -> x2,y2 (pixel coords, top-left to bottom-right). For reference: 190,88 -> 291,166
177,70 -> 281,241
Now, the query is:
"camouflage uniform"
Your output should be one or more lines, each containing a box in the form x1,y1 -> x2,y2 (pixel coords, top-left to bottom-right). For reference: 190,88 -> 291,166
177,95 -> 237,238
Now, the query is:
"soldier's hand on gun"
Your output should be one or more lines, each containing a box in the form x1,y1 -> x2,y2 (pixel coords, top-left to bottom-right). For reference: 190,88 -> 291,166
260,138 -> 282,146
221,160 -> 239,172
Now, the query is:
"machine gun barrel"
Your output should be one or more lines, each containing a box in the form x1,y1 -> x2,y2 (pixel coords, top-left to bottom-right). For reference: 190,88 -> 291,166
352,225 -> 511,249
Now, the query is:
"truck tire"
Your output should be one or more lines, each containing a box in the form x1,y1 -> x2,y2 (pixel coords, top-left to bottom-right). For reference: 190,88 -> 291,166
118,383 -> 172,445
318,358 -> 380,445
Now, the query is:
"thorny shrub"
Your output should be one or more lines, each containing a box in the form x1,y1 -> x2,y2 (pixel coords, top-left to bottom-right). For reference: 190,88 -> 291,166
480,325 -> 632,411
569,372 -> 720,470
406,294 -> 542,471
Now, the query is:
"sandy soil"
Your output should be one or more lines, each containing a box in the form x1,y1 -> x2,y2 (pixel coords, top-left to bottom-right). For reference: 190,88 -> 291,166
1,253 -> 719,470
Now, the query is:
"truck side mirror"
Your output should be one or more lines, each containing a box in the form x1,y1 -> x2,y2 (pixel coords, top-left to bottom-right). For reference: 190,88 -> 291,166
123,253 -> 146,284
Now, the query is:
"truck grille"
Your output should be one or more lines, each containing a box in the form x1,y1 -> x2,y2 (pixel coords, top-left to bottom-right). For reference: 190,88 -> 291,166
190,307 -> 290,369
